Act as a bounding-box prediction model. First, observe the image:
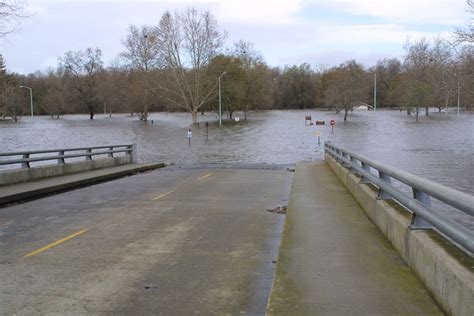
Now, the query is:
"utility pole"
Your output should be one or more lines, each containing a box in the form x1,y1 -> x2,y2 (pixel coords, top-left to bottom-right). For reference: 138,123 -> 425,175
19,85 -> 33,117
218,71 -> 226,126
374,73 -> 377,112
457,78 -> 460,116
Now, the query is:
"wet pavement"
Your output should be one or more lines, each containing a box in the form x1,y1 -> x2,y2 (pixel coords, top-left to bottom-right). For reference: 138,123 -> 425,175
0,165 -> 291,314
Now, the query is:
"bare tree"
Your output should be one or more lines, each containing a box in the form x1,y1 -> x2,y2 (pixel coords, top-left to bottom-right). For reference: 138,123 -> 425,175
43,72 -> 66,119
59,48 -> 104,120
232,40 -> 274,118
0,0 -> 27,38
156,8 -> 225,123
455,0 -> 474,43
120,25 -> 162,121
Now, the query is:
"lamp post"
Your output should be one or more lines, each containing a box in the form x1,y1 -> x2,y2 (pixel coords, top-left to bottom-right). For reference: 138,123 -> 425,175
19,85 -> 33,117
373,72 -> 377,112
218,71 -> 226,126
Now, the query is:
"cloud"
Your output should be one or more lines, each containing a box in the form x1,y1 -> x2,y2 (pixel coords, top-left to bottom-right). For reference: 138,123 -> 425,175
321,0 -> 465,25
2,0 -> 465,74
215,0 -> 303,25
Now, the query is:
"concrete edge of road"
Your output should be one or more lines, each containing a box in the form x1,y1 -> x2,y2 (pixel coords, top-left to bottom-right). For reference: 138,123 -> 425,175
325,154 -> 474,316
0,162 -> 166,206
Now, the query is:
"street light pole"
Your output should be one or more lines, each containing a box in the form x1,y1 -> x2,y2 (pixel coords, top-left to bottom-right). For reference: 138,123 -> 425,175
373,73 -> 377,112
19,85 -> 33,117
218,71 -> 226,126
457,77 -> 461,116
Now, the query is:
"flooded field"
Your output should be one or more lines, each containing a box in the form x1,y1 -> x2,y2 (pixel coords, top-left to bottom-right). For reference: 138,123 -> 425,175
2,110 -> 472,191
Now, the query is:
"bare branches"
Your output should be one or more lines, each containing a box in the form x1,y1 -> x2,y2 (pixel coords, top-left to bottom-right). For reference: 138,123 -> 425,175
454,0 -> 474,43
0,0 -> 27,38
59,48 -> 104,119
121,25 -> 162,72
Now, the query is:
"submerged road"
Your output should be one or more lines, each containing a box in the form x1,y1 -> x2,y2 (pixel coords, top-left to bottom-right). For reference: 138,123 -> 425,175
0,164 -> 292,314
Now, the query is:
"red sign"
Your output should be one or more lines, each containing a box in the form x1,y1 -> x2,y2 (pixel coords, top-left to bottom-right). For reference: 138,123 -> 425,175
330,119 -> 336,126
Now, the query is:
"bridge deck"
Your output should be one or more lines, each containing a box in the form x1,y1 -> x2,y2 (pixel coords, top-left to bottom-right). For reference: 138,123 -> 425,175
0,162 -> 444,314
267,162 -> 442,315
0,164 -> 291,314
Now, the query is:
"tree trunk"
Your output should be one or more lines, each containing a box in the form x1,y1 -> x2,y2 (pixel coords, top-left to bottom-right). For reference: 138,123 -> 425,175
444,94 -> 449,114
228,110 -> 233,120
244,110 -> 247,120
143,105 -> 148,121
425,107 -> 429,116
191,111 -> 198,124
415,107 -> 419,122
344,108 -> 349,121
90,110 -> 94,120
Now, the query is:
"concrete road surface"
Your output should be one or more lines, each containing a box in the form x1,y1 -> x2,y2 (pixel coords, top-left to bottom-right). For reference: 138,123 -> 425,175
0,164 -> 292,315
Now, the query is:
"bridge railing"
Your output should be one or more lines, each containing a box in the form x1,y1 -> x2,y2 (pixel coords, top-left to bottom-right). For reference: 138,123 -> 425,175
0,144 -> 136,169
324,142 -> 474,255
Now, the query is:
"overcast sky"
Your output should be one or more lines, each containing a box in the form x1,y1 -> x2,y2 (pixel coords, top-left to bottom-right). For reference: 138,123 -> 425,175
0,0 -> 469,74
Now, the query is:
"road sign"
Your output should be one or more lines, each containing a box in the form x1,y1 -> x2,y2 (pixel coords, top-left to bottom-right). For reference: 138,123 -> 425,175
316,131 -> 321,136
330,119 -> 336,126
235,117 -> 240,122
316,121 -> 325,125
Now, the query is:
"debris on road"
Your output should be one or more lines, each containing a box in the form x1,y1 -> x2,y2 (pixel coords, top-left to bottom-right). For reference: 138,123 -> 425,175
267,205 -> 287,214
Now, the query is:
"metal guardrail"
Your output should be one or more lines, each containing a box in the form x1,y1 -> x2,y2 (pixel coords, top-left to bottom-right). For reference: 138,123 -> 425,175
0,144 -> 137,168
324,142 -> 474,255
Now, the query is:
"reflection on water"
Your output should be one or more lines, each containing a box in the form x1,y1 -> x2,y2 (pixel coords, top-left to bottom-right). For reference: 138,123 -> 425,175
1,110 -> 473,227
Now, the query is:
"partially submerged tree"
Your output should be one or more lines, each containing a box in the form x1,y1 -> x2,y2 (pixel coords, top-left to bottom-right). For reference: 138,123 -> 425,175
0,54 -> 24,121
121,25 -> 162,121
275,63 -> 318,109
59,48 -> 104,119
42,72 -> 66,118
156,8 -> 225,123
323,60 -> 367,122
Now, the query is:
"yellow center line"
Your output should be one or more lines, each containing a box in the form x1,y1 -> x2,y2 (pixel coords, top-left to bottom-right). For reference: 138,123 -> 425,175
153,190 -> 174,201
25,229 -> 88,257
198,173 -> 213,180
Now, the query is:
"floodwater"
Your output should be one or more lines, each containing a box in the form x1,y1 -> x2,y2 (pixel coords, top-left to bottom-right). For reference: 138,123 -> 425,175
1,109 -> 473,229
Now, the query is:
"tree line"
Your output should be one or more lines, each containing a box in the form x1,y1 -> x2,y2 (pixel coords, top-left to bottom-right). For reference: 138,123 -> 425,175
1,4 -> 473,123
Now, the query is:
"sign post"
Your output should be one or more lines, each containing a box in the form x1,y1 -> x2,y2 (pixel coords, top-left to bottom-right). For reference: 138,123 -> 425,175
317,131 -> 321,146
330,119 -> 336,133
187,128 -> 192,146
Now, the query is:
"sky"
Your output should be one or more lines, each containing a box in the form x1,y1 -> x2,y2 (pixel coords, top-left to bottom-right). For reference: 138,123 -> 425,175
0,0 -> 469,74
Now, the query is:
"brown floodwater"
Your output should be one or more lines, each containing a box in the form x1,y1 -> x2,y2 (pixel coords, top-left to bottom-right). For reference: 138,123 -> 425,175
1,109 -> 473,229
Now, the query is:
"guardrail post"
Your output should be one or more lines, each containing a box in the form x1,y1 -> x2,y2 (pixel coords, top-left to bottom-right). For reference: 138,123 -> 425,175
21,154 -> 30,168
348,156 -> 357,173
108,147 -> 114,158
86,149 -> 92,161
359,162 -> 371,184
58,151 -> 65,164
410,189 -> 433,230
130,143 -> 137,163
377,171 -> 392,200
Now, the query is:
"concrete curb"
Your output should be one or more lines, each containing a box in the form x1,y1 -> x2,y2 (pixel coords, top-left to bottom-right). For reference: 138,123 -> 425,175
0,163 -> 165,206
326,154 -> 474,316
